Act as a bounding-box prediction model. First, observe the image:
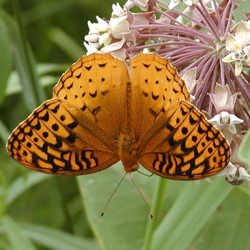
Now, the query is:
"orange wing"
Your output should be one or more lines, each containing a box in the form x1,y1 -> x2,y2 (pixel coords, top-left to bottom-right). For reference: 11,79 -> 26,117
7,99 -> 119,175
53,53 -> 129,139
7,53 -> 130,175
130,53 -> 190,141
138,101 -> 231,180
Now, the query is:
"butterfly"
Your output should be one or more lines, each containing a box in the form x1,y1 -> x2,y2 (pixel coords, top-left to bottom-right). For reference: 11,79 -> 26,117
7,53 -> 231,180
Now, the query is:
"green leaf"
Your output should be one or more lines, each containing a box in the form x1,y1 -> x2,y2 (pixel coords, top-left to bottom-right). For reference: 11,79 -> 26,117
0,6 -> 46,110
238,130 -> 250,167
143,178 -> 168,250
0,170 -> 7,216
0,118 -> 10,144
21,223 -> 100,250
77,164 -> 156,250
5,63 -> 68,96
1,215 -> 36,250
0,16 -> 12,105
192,187 -> 250,249
152,179 -> 233,250
7,172 -> 51,206
48,27 -> 85,60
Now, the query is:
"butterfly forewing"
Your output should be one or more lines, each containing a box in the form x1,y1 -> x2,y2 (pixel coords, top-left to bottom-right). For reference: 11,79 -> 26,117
130,53 -> 190,139
53,53 -> 129,139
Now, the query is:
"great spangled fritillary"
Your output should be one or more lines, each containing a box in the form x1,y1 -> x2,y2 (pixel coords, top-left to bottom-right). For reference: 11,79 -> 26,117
7,53 -> 231,180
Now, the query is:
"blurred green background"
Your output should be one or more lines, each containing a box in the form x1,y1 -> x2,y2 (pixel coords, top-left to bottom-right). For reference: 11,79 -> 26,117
0,0 -> 250,250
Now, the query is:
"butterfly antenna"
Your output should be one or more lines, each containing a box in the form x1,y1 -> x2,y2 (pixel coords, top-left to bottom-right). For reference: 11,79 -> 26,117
129,173 -> 154,220
101,172 -> 128,217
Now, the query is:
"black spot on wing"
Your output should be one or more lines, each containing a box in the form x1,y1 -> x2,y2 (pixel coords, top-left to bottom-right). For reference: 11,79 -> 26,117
89,90 -> 97,98
51,104 -> 60,114
67,121 -> 78,129
41,111 -> 49,122
85,65 -> 92,71
75,73 -> 81,78
98,63 -> 107,68
143,63 -> 150,68
155,66 -> 162,71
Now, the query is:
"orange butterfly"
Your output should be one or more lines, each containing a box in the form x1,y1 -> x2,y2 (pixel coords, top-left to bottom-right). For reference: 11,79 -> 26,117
7,53 -> 230,180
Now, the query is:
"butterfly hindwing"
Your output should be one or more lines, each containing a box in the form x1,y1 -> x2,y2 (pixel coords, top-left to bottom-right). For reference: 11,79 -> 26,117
138,101 -> 230,180
7,99 -> 119,175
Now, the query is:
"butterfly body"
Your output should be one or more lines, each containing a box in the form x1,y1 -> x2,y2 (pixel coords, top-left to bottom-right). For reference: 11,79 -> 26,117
7,53 -> 231,180
117,128 -> 139,173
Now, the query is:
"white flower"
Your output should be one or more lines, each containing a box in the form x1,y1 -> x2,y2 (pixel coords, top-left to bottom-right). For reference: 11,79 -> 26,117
111,3 -> 124,18
218,135 -> 249,185
93,16 -> 109,33
209,112 -> 243,133
222,21 -> 250,76
218,162 -> 250,185
84,14 -> 131,56
84,42 -> 99,55
169,0 -> 194,9
209,83 -> 237,113
109,16 -> 130,40
84,38 -> 127,60
181,67 -> 201,101
125,0 -> 150,11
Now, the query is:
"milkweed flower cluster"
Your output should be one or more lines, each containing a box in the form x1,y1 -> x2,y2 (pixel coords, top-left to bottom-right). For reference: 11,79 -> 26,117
84,0 -> 250,185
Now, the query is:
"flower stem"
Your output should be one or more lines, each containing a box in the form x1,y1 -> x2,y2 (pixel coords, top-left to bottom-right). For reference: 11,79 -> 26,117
143,177 -> 168,250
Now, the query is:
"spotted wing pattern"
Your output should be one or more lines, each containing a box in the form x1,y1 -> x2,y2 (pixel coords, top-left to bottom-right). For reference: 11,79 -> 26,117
138,101 -> 230,180
7,53 -> 231,179
130,53 -> 190,139
53,53 -> 129,138
7,99 -> 119,174
7,53 -> 128,175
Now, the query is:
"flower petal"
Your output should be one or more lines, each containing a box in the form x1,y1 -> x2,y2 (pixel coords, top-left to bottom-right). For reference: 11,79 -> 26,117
229,114 -> 243,125
181,68 -> 197,93
225,33 -> 236,51
222,52 -> 236,63
238,167 -> 250,181
87,21 -> 98,34
93,16 -> 109,32
235,61 -> 243,76
99,33 -> 111,46
111,3 -> 124,17
101,37 -> 126,53
169,0 -> 180,9
235,21 -> 250,48
110,18 -> 130,39
84,42 -> 98,55
85,34 -> 99,43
